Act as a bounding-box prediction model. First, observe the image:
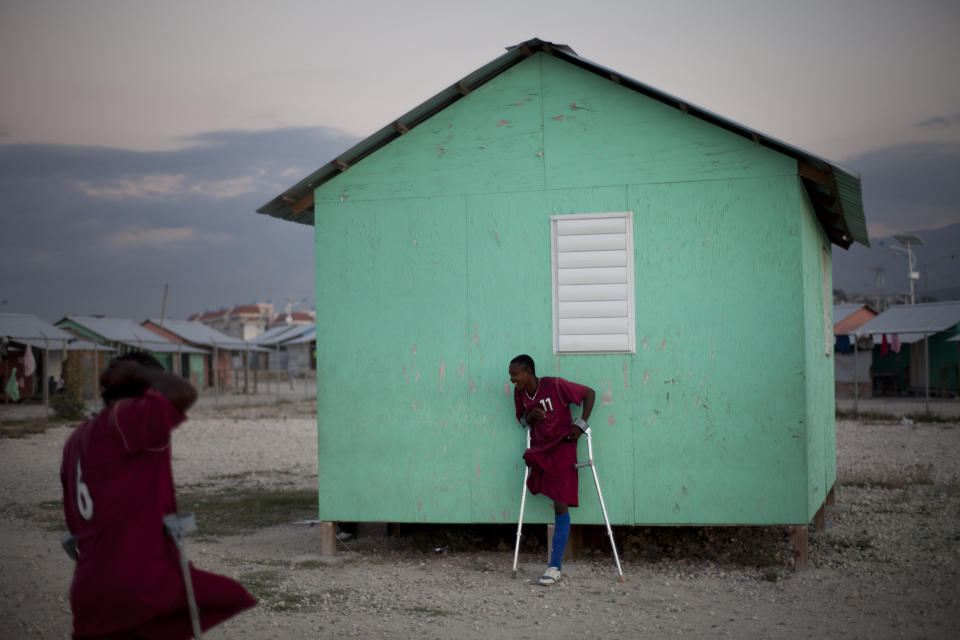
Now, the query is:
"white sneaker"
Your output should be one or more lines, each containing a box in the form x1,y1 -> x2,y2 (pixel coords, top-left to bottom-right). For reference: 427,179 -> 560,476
538,566 -> 562,585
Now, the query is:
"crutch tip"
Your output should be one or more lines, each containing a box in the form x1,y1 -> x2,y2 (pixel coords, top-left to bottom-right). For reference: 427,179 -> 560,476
511,570 -> 517,579
618,574 -> 626,583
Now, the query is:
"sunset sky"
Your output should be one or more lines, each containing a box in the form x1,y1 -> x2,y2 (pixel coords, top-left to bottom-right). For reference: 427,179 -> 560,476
2,0 -> 958,320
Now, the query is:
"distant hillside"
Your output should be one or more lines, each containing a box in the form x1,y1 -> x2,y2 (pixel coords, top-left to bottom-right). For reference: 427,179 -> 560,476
832,222 -> 960,301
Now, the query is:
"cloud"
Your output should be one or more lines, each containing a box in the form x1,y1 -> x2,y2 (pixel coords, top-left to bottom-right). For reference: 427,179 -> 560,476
188,172 -> 278,199
0,126 -> 359,321
843,140 -> 960,236
914,112 -> 960,128
71,174 -> 187,200
71,171 -> 277,200
102,226 -> 196,249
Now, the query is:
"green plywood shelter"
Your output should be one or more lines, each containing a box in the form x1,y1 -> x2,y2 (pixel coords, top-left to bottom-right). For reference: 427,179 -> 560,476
259,39 -> 868,537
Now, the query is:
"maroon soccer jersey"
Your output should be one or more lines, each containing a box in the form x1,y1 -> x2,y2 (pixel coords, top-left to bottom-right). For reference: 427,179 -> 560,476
514,376 -> 591,506
61,390 -> 255,639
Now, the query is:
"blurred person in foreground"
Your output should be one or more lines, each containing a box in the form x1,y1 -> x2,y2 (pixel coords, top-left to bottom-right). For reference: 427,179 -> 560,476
61,352 -> 256,639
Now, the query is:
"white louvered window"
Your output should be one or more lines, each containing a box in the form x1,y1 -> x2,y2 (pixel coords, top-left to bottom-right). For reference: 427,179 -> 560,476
551,211 -> 636,354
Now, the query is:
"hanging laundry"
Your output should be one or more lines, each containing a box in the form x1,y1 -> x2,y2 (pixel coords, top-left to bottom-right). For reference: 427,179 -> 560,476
880,333 -> 889,356
835,335 -> 851,353
4,367 -> 19,402
23,343 -> 36,377
891,333 -> 901,354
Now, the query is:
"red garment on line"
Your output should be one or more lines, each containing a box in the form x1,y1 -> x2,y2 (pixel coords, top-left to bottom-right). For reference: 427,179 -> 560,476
61,391 -> 255,640
514,376 -> 591,507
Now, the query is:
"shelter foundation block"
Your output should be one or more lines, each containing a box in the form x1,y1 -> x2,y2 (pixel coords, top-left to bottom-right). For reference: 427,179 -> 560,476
789,525 -> 808,570
319,521 -> 335,557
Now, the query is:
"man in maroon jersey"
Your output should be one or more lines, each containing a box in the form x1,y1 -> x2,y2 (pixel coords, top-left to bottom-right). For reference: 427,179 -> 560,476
509,354 -> 595,585
61,352 -> 256,639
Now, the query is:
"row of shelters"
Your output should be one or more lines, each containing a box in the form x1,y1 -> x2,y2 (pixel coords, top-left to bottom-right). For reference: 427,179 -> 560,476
1,312 -> 317,405
0,313 -> 107,403
833,301 -> 960,400
188,302 -> 314,341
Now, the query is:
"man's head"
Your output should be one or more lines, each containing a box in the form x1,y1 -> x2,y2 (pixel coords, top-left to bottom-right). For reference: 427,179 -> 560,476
101,351 -> 163,405
509,354 -> 537,392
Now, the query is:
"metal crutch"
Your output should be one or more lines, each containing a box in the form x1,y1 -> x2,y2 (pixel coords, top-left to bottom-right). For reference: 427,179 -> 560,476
576,428 -> 626,582
510,427 -> 532,578
164,513 -> 204,639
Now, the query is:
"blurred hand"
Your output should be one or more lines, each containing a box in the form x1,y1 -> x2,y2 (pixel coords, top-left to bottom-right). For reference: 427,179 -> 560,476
565,425 -> 584,441
526,407 -> 546,425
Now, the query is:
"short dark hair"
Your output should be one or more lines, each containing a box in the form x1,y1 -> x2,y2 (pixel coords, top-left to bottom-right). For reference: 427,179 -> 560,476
510,354 -> 535,375
102,351 -> 164,405
113,351 -> 164,370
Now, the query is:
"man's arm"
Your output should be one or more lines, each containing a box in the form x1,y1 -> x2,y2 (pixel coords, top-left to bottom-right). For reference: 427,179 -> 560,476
568,385 -> 595,440
100,361 -> 197,414
579,387 -> 595,423
146,368 -> 198,414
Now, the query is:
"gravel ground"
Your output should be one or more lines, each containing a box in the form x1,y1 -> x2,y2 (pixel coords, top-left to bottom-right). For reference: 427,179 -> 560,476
1,401 -> 958,639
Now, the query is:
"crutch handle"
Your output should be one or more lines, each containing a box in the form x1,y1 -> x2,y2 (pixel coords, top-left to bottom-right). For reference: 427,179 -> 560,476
163,513 -> 197,548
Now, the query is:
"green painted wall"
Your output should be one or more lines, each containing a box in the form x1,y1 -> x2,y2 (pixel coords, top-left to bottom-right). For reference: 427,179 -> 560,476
798,182 -> 835,520
313,53 -> 831,526
929,327 -> 960,391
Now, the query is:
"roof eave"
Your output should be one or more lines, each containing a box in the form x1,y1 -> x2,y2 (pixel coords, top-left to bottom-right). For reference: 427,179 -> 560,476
257,38 -> 869,248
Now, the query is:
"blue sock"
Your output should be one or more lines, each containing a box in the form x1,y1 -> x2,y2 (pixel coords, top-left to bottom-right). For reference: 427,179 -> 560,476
549,513 -> 571,569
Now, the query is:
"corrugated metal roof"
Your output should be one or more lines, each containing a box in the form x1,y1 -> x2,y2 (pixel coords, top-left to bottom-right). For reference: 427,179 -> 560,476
62,339 -> 117,352
833,304 -> 864,325
250,323 -> 314,346
833,303 -> 878,335
855,301 -> 960,336
283,327 -> 316,345
247,324 -> 295,344
144,319 -> 270,352
60,316 -> 208,354
257,37 -> 868,249
1,312 -> 75,342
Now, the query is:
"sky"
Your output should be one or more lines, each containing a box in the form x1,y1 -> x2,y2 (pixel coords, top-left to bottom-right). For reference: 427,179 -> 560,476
2,0 -> 959,321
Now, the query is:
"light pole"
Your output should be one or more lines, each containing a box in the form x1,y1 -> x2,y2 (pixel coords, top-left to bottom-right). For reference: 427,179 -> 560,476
890,234 -> 924,304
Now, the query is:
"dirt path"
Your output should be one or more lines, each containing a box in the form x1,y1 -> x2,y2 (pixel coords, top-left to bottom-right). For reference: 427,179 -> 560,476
1,404 -> 958,639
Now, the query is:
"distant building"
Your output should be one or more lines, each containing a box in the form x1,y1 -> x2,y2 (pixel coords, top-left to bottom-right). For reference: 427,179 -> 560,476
858,301 -> 960,397
141,318 -> 269,389
833,304 -> 878,398
250,323 -> 315,371
272,310 -> 315,327
57,316 -> 205,363
189,303 -> 275,340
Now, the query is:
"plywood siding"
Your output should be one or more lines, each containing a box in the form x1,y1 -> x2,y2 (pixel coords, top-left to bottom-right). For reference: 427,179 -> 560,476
799,180 -> 836,519
313,53 -> 814,525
